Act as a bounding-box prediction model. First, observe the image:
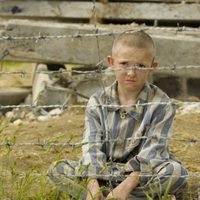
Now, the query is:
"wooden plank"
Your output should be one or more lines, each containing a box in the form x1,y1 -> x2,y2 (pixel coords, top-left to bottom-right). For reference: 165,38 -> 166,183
98,2 -> 200,21
0,20 -> 200,77
109,0 -> 200,2
127,0 -> 200,1
0,87 -> 31,105
0,1 -> 93,19
0,1 -> 200,21
14,0 -> 200,3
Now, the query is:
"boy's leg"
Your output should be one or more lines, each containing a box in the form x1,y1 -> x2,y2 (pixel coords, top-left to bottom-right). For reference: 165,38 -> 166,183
47,160 -> 87,199
128,161 -> 188,200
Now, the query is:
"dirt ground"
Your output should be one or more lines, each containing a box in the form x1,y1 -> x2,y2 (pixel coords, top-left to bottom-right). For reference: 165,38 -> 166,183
0,63 -> 200,199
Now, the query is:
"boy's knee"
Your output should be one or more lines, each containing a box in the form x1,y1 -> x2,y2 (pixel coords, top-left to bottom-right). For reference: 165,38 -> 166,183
47,160 -> 77,181
47,161 -> 58,177
172,162 -> 188,189
47,160 -> 64,184
157,161 -> 188,191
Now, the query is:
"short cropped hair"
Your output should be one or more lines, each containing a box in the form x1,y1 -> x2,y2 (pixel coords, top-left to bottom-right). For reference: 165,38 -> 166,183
112,30 -> 156,57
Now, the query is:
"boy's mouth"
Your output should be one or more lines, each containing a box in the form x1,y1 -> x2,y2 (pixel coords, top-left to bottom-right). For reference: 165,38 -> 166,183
125,79 -> 136,83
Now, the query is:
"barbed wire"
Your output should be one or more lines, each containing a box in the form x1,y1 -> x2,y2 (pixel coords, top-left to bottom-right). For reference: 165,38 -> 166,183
0,135 -> 200,149
0,101 -> 199,110
0,65 -> 199,76
0,171 -> 199,179
0,26 -> 200,41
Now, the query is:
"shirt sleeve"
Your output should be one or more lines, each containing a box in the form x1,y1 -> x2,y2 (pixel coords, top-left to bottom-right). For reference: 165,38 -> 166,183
78,96 -> 108,178
125,103 -> 176,180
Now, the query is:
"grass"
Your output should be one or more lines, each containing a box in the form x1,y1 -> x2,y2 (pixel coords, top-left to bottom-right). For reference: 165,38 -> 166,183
0,158 -> 69,199
0,142 -> 176,200
0,146 -> 191,200
0,117 -> 199,200
0,124 -> 80,200
0,61 -> 32,69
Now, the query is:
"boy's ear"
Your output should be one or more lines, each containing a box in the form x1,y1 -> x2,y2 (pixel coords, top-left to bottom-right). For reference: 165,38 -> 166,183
149,61 -> 158,75
151,62 -> 158,68
107,55 -> 114,67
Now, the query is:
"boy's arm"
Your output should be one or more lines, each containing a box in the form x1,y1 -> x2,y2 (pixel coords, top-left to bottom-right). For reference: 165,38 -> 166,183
80,96 -> 108,177
86,179 -> 105,200
126,103 -> 176,179
106,172 -> 140,200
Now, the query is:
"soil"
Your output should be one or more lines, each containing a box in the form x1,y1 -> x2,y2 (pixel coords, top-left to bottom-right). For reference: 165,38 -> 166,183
0,63 -> 200,198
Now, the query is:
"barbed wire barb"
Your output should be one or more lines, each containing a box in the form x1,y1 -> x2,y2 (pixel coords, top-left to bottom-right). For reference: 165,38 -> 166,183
0,101 -> 200,110
0,134 -> 200,149
0,65 -> 199,76
0,26 -> 200,41
0,171 -> 199,179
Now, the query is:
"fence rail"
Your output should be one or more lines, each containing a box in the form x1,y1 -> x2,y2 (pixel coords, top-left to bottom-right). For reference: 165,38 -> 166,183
1,21 -> 200,66
1,1 -> 200,21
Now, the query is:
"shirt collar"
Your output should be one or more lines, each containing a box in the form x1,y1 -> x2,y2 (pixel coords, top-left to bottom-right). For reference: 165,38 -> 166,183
104,81 -> 150,120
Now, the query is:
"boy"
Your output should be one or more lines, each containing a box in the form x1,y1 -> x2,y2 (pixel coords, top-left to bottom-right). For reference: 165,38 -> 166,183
47,31 -> 188,200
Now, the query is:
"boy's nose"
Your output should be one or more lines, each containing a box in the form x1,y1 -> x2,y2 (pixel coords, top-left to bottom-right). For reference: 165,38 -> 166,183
127,68 -> 136,76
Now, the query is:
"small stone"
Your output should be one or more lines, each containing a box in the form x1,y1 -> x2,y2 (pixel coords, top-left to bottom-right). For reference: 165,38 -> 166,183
20,111 -> 26,119
49,108 -> 62,116
13,119 -> 23,126
37,115 -> 49,121
26,112 -> 36,121
23,121 -> 29,125
6,111 -> 14,119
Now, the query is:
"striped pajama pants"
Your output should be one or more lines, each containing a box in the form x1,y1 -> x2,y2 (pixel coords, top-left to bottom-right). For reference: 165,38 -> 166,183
47,160 -> 188,200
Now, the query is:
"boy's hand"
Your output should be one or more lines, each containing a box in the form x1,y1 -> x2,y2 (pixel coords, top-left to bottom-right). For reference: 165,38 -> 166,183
86,179 -> 105,200
106,171 -> 140,200
105,184 -> 129,200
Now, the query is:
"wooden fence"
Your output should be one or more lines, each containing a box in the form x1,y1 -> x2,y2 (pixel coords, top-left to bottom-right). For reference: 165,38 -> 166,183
0,0 -> 200,66
0,0 -> 200,98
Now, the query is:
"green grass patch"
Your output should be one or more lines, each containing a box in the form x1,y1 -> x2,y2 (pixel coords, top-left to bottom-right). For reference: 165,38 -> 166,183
0,61 -> 33,68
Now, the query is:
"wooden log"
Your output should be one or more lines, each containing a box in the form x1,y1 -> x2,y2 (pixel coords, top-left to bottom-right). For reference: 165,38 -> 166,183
98,2 -> 200,21
0,20 -> 200,79
0,87 -> 31,106
23,0 -> 200,2
116,0 -> 199,1
0,1 -> 200,21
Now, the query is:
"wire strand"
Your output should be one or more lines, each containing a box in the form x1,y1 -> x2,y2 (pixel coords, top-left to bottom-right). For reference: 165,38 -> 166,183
0,27 -> 200,41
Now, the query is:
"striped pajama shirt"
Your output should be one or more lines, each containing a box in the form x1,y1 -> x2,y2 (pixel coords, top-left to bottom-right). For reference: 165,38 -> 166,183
47,81 -> 188,199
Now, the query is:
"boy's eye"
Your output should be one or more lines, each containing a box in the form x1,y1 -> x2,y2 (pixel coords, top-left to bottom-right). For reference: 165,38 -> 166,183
135,64 -> 146,68
119,62 -> 128,67
119,62 -> 129,69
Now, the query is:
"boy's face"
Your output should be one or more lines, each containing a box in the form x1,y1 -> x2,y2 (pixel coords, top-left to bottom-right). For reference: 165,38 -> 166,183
107,45 -> 157,94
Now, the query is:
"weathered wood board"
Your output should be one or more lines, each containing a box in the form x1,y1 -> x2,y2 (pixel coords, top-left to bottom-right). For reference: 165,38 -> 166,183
0,1 -> 200,21
0,87 -> 31,105
107,0 -> 200,2
3,0 -> 200,3
0,20 -> 200,79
